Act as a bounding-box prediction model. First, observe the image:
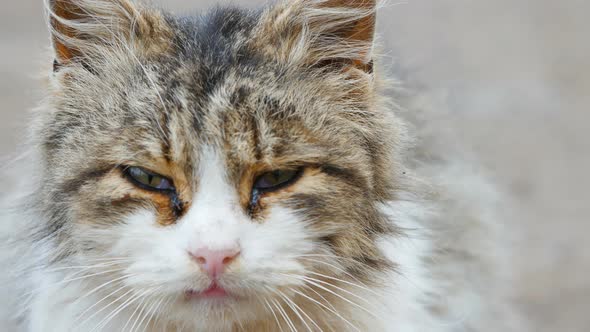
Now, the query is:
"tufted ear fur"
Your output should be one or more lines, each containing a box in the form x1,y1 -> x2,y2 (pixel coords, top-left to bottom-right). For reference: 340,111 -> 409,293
47,0 -> 171,70
317,0 -> 376,67
255,0 -> 377,72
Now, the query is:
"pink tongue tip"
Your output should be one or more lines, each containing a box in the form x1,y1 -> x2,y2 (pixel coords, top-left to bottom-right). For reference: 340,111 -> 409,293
200,283 -> 228,298
185,283 -> 230,299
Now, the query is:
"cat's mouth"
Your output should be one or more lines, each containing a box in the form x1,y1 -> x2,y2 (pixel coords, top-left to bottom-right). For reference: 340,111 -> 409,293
184,282 -> 234,300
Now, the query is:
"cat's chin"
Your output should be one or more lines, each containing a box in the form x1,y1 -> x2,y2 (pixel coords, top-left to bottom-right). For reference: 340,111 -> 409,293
161,287 -> 264,330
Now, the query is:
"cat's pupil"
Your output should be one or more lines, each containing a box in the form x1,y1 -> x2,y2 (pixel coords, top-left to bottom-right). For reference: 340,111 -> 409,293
270,171 -> 281,182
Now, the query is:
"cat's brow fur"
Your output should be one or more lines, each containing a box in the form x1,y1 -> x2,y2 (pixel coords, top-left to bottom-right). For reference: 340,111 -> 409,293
0,0 -> 522,331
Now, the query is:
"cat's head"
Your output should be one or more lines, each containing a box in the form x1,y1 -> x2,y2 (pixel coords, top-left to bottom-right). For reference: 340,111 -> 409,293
39,0 -> 403,328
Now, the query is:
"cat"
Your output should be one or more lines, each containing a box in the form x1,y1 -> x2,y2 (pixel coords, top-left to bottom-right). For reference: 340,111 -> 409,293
0,0 -> 523,331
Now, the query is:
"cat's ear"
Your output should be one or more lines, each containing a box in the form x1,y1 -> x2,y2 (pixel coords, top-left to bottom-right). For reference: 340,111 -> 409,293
47,0 -> 171,69
313,0 -> 377,68
256,0 -> 377,72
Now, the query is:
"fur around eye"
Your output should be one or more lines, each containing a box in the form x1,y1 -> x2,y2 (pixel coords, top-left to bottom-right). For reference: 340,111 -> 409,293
253,169 -> 302,192
124,166 -> 174,191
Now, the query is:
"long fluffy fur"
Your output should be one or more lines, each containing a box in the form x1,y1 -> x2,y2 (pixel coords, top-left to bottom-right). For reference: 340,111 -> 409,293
0,0 -> 522,331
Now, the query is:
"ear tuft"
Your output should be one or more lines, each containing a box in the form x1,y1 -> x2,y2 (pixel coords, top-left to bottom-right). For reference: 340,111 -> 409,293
315,0 -> 376,63
255,0 -> 377,72
46,0 -> 171,69
50,0 -> 83,62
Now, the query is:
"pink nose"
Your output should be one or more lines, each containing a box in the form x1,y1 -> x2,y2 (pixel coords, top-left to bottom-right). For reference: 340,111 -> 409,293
189,246 -> 240,278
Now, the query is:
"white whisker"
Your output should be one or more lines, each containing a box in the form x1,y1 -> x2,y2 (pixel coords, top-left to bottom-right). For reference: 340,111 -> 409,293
297,256 -> 379,295
127,289 -> 152,332
134,289 -> 162,332
302,275 -> 377,309
26,267 -> 127,298
144,296 -> 165,332
307,271 -> 380,297
264,298 -> 285,332
78,286 -> 135,330
74,278 -> 134,326
278,290 -> 321,332
291,289 -> 360,332
96,289 -> 149,332
74,274 -> 136,311
281,273 -> 377,319
272,298 -> 298,332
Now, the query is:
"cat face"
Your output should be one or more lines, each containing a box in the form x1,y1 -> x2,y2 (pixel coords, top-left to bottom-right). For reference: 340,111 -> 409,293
40,0 -> 401,328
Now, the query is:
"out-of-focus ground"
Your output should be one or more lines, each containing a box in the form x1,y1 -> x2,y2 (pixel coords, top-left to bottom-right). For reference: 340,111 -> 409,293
1,1 -> 588,331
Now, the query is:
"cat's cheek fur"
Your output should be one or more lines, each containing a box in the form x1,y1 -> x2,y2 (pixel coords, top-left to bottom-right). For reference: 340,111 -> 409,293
105,205 -> 313,292
27,276 -> 132,332
71,194 -> 314,329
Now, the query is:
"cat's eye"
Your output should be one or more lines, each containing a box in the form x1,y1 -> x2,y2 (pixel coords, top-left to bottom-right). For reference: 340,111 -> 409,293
124,166 -> 174,191
253,169 -> 302,192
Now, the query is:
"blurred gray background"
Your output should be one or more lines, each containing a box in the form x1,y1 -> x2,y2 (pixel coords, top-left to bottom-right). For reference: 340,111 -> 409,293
1,1 -> 588,331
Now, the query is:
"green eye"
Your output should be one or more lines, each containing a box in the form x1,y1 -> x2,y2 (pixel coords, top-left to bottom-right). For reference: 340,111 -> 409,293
253,169 -> 302,192
125,167 -> 174,191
